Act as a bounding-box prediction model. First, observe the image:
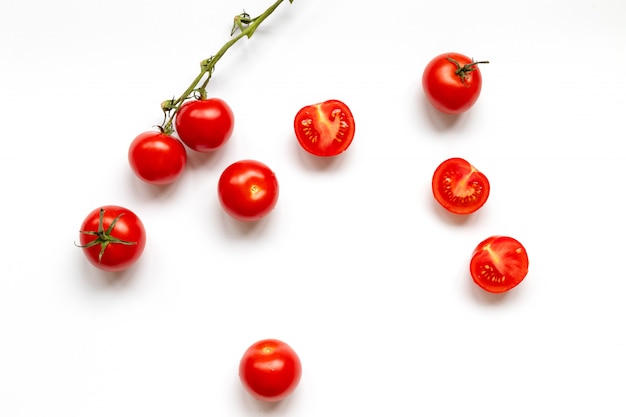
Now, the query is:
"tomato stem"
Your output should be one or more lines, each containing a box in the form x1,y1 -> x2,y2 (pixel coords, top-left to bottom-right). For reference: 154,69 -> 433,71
446,56 -> 489,85
159,0 -> 294,135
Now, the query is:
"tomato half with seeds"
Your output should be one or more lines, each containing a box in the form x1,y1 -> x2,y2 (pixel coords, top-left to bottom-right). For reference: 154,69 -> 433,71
128,131 -> 187,185
470,236 -> 529,293
77,206 -> 146,272
239,339 -> 302,402
217,160 -> 279,221
294,99 -> 355,156
422,52 -> 488,114
432,157 -> 490,215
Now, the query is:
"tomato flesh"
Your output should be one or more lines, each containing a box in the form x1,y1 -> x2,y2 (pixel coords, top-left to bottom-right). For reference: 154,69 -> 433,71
432,157 -> 490,214
239,339 -> 302,402
294,99 -> 355,156
470,236 -> 529,293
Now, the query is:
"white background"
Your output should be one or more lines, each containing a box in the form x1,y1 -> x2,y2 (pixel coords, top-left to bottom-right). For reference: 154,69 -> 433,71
1,0 -> 625,415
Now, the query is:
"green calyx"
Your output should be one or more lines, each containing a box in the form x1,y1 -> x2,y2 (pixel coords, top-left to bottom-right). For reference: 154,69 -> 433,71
77,208 -> 137,263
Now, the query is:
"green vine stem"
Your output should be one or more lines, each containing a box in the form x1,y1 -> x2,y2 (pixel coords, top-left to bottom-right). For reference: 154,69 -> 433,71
159,0 -> 294,135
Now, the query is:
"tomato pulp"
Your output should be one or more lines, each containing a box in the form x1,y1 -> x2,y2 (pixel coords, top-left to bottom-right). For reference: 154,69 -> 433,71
432,157 -> 490,215
470,236 -> 529,293
294,99 -> 355,156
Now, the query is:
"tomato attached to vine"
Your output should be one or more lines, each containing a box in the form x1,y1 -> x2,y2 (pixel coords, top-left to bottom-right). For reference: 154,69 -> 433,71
158,0 -> 295,139
128,0 -> 295,185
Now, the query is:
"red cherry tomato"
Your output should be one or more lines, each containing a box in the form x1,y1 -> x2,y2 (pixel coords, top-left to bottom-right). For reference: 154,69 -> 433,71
217,160 -> 279,221
77,206 -> 147,272
470,236 -> 529,293
128,131 -> 187,185
294,99 -> 355,156
432,157 -> 490,215
422,52 -> 488,114
239,339 -> 302,402
174,98 -> 234,152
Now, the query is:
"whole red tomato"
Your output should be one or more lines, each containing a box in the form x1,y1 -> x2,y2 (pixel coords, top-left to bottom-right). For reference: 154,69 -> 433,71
174,98 -> 234,152
470,236 -> 529,293
128,131 -> 187,185
77,206 -> 147,272
432,157 -> 490,215
422,52 -> 488,114
293,99 -> 355,156
239,339 -> 302,402
217,160 -> 279,222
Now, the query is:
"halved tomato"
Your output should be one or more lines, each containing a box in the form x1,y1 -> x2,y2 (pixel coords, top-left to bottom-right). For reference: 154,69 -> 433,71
432,157 -> 490,214
470,236 -> 529,293
294,99 -> 355,157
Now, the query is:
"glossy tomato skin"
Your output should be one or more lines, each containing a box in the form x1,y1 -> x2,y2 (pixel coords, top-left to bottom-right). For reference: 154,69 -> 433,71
470,236 -> 529,293
239,339 -> 302,402
128,131 -> 187,185
294,99 -> 355,156
218,160 -> 279,221
432,157 -> 490,215
422,53 -> 484,114
78,206 -> 146,272
174,98 -> 234,152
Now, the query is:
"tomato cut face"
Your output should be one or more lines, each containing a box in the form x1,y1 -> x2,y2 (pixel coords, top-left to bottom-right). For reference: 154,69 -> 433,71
294,99 -> 355,157
470,236 -> 529,293
432,157 -> 490,215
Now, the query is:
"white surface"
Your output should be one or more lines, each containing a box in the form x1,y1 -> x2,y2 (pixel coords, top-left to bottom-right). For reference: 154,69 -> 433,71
1,0 -> 625,415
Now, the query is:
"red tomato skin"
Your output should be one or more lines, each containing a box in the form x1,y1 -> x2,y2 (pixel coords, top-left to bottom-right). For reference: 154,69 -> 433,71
174,98 -> 234,152
422,53 -> 483,114
294,99 -> 355,157
217,160 -> 279,222
128,131 -> 187,185
432,157 -> 490,215
470,236 -> 529,293
239,339 -> 302,402
79,206 -> 146,272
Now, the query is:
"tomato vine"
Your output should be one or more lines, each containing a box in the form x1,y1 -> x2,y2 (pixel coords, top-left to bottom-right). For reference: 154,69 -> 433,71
159,0 -> 294,135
